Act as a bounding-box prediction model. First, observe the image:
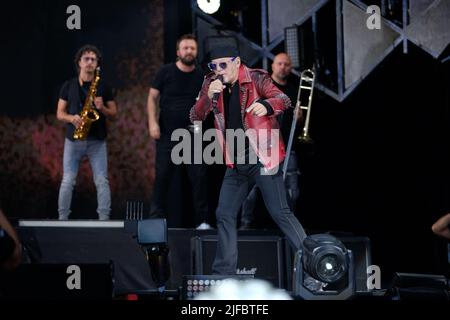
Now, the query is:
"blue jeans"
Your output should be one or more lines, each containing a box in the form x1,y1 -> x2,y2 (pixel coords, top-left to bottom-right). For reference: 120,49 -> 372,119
212,162 -> 307,275
58,138 -> 111,220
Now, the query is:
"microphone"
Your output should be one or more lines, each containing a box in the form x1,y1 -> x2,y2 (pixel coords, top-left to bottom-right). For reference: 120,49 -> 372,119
211,75 -> 223,115
212,75 -> 223,101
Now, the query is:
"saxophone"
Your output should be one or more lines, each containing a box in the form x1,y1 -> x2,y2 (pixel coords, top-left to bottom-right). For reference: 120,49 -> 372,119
73,67 -> 101,140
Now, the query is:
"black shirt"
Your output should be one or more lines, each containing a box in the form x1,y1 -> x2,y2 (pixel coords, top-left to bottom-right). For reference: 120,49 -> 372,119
223,83 -> 250,162
273,79 -> 299,144
223,83 -> 243,132
59,77 -> 114,141
152,63 -> 204,134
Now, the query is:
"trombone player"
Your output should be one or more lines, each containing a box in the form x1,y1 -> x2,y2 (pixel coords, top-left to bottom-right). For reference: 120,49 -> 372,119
241,53 -> 302,228
56,45 -> 117,220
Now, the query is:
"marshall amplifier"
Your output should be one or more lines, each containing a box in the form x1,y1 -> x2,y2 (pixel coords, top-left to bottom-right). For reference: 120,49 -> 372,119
191,235 -> 289,289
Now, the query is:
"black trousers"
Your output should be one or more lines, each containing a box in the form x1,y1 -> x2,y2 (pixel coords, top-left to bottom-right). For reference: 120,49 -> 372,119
241,150 -> 300,226
212,162 -> 307,275
150,133 -> 209,226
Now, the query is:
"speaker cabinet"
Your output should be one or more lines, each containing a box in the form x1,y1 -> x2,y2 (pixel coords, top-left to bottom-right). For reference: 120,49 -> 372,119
191,235 -> 289,289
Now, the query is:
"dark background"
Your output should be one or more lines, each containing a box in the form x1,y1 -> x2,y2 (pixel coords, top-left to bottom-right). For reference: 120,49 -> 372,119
0,0 -> 449,283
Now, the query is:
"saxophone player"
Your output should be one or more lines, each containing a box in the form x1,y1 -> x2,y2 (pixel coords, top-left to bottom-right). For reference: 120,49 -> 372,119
56,45 -> 117,220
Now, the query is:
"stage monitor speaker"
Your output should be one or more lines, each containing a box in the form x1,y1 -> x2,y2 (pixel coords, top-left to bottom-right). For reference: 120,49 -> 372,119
390,272 -> 450,300
191,235 -> 289,289
0,263 -> 113,300
338,236 -> 372,293
17,220 -> 155,296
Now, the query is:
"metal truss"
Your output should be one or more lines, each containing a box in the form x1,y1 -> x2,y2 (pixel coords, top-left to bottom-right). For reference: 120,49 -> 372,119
192,0 -> 430,102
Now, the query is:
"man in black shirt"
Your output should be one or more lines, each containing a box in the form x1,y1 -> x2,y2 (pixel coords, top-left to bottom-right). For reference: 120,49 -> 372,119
241,53 -> 302,228
147,34 -> 210,229
56,45 -> 117,220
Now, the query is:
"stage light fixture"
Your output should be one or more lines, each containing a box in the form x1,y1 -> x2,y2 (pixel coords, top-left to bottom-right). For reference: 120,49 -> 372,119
197,0 -> 221,15
303,234 -> 348,283
284,25 -> 300,69
293,234 -> 355,300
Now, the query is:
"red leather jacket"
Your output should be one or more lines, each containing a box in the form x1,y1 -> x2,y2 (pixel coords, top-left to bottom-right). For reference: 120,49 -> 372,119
190,64 -> 291,170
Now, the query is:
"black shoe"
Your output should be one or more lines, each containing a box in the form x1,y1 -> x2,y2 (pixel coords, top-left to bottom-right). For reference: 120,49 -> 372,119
149,211 -> 165,219
239,223 -> 252,230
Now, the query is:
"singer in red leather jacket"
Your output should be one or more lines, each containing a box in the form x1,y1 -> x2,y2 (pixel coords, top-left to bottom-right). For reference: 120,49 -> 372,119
190,62 -> 291,170
189,46 -> 307,276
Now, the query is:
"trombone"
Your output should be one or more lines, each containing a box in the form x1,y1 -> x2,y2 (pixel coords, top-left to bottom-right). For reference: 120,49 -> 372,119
297,69 -> 315,143
282,69 -> 315,180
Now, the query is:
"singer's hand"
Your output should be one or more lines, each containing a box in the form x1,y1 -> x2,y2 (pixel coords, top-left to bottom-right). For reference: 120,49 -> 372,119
246,102 -> 268,117
207,79 -> 225,100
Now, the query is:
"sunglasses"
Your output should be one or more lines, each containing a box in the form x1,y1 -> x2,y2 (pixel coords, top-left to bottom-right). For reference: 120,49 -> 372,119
82,57 -> 98,62
208,57 -> 237,71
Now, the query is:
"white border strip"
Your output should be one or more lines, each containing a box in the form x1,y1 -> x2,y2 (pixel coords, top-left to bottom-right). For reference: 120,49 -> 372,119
18,220 -> 124,228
